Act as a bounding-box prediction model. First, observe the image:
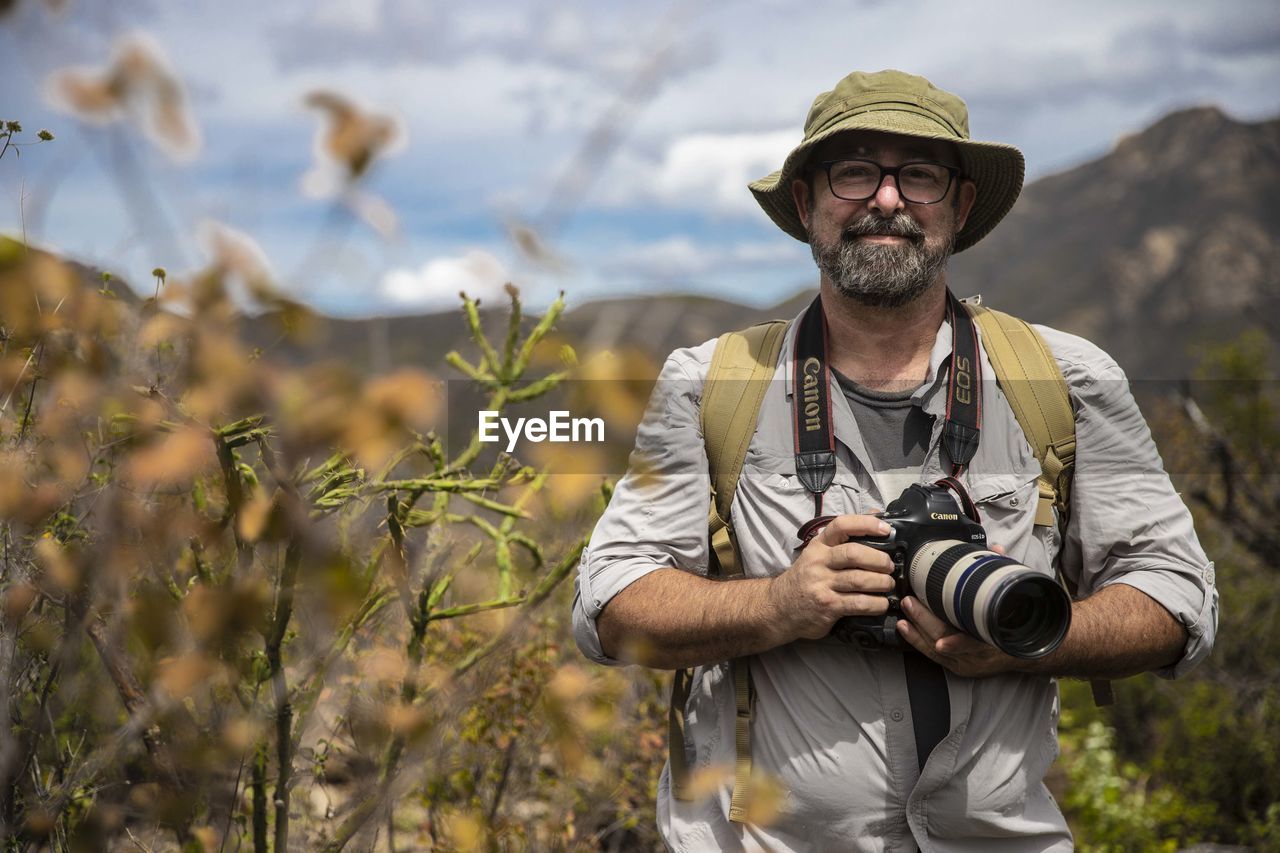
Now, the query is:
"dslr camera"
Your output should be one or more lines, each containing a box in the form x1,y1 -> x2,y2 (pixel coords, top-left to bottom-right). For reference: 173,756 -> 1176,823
827,481 -> 1071,659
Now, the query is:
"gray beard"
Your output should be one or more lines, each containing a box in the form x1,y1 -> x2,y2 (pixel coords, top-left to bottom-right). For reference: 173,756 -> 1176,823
810,214 -> 954,309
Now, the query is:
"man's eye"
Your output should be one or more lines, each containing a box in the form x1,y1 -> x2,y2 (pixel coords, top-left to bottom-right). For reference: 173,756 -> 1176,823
833,163 -> 874,180
902,166 -> 943,183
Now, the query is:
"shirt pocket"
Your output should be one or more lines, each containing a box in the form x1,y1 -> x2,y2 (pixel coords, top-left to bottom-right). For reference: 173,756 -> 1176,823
741,446 -> 872,516
967,469 -> 1048,573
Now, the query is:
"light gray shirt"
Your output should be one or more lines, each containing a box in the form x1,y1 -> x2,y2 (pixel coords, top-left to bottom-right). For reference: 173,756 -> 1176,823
572,309 -> 1218,853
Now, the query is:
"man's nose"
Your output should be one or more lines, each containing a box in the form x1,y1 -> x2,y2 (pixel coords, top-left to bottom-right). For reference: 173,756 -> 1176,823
868,174 -> 905,217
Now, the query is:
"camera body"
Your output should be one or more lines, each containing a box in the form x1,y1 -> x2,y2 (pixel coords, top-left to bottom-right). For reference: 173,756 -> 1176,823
828,482 -> 1070,659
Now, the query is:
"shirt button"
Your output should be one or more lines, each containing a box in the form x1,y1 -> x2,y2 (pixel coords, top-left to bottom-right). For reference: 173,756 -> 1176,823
1010,496 -> 1020,506
891,709 -> 904,722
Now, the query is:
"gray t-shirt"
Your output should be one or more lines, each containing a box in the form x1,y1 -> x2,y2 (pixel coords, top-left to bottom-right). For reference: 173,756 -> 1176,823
831,370 -> 933,504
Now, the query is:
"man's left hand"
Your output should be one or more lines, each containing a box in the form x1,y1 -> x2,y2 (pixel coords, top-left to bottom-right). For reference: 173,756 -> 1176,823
896,596 -> 1022,678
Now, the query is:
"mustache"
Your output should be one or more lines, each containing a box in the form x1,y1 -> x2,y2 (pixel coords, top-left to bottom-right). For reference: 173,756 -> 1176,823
842,214 -> 925,242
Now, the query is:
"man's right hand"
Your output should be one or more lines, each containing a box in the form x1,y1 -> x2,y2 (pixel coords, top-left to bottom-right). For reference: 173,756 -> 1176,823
767,513 -> 897,642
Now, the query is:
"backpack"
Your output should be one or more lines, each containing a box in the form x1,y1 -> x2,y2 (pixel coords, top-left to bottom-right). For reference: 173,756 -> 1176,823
668,299 -> 1109,821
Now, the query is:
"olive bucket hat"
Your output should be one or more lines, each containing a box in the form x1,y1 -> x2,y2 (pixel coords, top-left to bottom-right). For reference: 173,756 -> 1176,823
748,69 -> 1025,253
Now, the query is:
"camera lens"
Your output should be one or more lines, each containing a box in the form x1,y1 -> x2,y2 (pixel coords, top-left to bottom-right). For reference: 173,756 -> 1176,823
989,575 -> 1071,658
908,540 -> 1071,659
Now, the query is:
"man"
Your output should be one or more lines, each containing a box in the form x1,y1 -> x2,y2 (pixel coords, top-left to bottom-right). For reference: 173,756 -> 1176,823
572,70 -> 1217,851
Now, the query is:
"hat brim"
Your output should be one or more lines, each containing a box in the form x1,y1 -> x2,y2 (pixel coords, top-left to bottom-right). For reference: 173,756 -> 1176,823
748,110 -> 1024,253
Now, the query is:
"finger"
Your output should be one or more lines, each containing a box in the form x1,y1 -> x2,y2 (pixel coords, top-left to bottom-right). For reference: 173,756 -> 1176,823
991,543 -> 1007,555
834,593 -> 891,617
827,541 -> 894,573
935,632 -> 985,656
896,618 -> 944,662
901,596 -> 951,642
818,513 -> 891,547
830,569 -> 896,595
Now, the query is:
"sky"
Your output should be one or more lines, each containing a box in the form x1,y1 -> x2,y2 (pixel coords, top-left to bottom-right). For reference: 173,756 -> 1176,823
2,0 -> 1278,317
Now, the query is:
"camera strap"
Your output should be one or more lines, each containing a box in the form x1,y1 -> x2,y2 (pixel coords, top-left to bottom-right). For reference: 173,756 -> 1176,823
783,290 -> 983,778
791,289 -> 985,522
791,291 -> 982,777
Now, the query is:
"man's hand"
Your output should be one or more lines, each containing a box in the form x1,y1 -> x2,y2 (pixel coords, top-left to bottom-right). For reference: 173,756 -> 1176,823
895,595 -> 1021,678
895,543 -> 1021,678
767,513 -> 897,643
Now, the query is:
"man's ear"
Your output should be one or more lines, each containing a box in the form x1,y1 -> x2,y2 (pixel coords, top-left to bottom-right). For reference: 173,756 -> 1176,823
791,177 -> 812,231
954,178 -> 977,233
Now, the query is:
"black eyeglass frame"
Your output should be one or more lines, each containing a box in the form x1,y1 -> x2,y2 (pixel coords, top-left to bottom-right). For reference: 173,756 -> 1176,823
816,158 -> 963,205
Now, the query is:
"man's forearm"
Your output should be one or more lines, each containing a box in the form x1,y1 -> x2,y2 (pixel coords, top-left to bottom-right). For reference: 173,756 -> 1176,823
1019,583 -> 1188,679
597,568 -> 786,669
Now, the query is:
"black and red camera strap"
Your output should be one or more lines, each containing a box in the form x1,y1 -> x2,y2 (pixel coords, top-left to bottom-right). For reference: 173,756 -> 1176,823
791,290 -> 984,521
790,291 -> 984,775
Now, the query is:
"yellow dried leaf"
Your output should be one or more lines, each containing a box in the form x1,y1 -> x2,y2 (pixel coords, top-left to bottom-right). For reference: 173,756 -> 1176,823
439,808 -> 484,852
195,330 -> 255,381
44,68 -> 121,119
50,445 -> 89,484
221,717 -> 259,753
236,489 -> 272,543
182,580 -> 270,645
0,452 -> 31,519
137,312 -> 188,347
48,370 -> 99,413
362,368 -> 439,427
364,647 -> 408,683
304,90 -> 404,180
46,34 -> 201,161
3,582 -> 38,626
546,664 -> 590,703
156,654 -> 217,700
742,772 -> 788,827
684,764 -> 733,802
190,825 -> 218,853
198,220 -> 279,298
34,538 -> 79,592
384,703 -> 429,737
30,251 -> 79,310
124,426 -> 212,487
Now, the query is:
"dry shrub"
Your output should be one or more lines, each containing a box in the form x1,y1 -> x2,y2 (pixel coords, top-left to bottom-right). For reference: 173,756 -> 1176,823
0,239 -> 660,850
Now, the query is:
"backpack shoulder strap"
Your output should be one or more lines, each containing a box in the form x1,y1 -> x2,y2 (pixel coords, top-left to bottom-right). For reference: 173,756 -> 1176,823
965,303 -> 1076,531
701,320 -> 790,578
965,302 -> 1112,706
669,319 -> 788,812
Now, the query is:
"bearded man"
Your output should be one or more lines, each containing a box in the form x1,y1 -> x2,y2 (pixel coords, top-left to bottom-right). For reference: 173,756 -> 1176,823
572,70 -> 1217,852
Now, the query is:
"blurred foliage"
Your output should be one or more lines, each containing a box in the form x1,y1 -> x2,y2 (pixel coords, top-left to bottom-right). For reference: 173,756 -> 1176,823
1055,327 -> 1280,850
0,230 -> 670,850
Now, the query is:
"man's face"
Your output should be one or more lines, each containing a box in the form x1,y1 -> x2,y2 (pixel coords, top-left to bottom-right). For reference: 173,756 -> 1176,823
791,130 -> 976,308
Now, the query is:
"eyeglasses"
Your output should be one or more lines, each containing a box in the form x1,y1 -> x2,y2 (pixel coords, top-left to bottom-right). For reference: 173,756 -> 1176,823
818,158 -> 960,204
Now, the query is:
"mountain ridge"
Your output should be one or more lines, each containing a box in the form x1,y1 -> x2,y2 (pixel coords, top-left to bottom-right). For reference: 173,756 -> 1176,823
31,104 -> 1280,380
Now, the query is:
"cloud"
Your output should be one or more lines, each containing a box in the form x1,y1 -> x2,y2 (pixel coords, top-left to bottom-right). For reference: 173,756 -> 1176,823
1180,7 -> 1280,58
597,129 -> 796,215
378,249 -> 511,312
267,0 -> 712,82
264,0 -> 716,148
602,236 -> 806,281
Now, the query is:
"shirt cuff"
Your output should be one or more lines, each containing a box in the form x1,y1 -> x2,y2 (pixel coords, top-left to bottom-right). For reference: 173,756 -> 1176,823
1105,564 -> 1218,679
572,549 -> 670,666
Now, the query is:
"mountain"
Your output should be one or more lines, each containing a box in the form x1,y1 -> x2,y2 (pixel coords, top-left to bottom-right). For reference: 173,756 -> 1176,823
45,105 -> 1280,381
948,106 -> 1280,378
299,105 -> 1272,381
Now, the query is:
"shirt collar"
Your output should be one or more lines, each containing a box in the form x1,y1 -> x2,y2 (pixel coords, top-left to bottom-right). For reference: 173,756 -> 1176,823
781,299 -> 953,417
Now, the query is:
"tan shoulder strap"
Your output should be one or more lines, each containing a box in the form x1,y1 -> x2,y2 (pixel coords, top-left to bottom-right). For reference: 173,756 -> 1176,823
670,320 -> 787,810
965,303 -> 1076,530
702,321 -> 790,537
